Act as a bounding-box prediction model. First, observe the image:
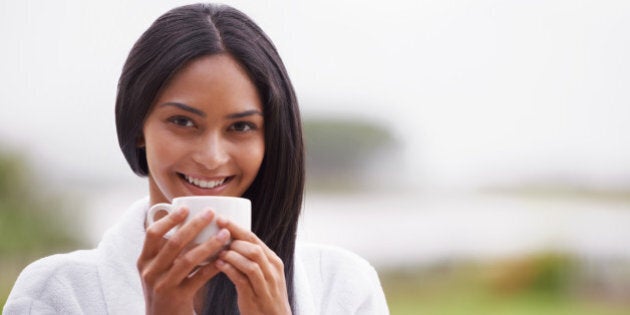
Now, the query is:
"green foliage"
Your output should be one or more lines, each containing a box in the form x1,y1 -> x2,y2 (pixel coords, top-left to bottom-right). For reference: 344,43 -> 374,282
485,253 -> 576,299
0,152 -> 81,256
380,257 -> 629,315
0,152 -> 28,201
0,150 -> 83,307
529,254 -> 574,297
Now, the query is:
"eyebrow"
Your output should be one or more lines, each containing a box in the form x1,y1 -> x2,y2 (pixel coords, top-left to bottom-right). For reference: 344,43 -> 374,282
160,102 -> 206,117
159,102 -> 262,119
226,110 -> 264,119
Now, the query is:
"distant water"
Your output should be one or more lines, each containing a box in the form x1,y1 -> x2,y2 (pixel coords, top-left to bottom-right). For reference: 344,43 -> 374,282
80,185 -> 630,268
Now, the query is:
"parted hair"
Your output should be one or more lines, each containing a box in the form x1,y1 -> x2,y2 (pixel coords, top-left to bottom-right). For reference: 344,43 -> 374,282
115,3 -> 304,314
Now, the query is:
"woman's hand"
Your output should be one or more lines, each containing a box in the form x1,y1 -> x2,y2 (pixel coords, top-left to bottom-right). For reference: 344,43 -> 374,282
214,217 -> 292,315
138,207 -> 231,315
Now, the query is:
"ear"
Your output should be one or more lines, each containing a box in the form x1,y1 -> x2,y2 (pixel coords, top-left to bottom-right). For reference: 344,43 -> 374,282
136,134 -> 145,148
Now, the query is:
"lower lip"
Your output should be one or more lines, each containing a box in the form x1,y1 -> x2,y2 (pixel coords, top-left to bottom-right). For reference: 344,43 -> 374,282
180,175 -> 230,195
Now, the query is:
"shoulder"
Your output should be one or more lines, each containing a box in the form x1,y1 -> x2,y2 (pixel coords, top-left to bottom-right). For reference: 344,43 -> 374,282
297,242 -> 375,275
295,243 -> 389,314
11,250 -> 100,292
296,243 -> 379,289
3,250 -> 105,314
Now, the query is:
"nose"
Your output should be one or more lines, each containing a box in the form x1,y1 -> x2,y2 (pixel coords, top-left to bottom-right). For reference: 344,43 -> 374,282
192,132 -> 230,170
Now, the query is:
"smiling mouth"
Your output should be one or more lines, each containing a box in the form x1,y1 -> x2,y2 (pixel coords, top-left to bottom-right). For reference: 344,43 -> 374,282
179,173 -> 232,189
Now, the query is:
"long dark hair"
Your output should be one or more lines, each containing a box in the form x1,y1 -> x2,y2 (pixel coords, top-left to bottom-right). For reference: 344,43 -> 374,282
115,3 -> 304,314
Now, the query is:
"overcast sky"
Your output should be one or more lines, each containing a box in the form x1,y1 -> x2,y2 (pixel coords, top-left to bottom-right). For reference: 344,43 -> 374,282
1,0 -> 629,190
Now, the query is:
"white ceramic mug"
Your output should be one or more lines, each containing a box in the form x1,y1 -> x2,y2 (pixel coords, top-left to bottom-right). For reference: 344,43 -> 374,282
147,196 -> 251,244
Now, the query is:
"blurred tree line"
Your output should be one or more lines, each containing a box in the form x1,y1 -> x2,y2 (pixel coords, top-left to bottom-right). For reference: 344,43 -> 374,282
303,117 -> 397,191
0,150 -> 83,306
0,151 -> 81,255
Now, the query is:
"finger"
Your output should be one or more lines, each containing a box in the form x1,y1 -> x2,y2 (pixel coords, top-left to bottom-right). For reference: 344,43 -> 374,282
164,228 -> 231,284
219,249 -> 267,297
225,241 -> 287,296
181,263 -> 221,294
228,240 -> 273,275
215,259 -> 255,297
149,210 -> 215,273
217,218 -> 282,268
216,217 -> 263,246
140,207 -> 189,262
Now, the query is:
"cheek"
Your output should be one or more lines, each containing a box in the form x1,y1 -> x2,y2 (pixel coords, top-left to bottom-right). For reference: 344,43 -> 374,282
251,149 -> 264,174
253,138 -> 265,169
241,138 -> 265,175
144,132 -> 182,172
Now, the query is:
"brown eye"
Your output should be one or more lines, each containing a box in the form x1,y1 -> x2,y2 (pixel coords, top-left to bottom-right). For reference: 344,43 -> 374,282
168,116 -> 194,127
230,121 -> 256,132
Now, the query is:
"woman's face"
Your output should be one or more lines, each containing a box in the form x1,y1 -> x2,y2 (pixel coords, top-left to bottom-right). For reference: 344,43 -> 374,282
141,54 -> 265,205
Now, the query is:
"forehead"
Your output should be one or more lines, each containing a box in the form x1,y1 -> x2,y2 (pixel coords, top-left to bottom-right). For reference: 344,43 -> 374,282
154,54 -> 262,114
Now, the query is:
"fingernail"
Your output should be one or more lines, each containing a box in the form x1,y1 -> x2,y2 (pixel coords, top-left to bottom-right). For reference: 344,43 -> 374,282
215,259 -> 225,267
175,207 -> 188,216
203,210 -> 214,220
217,229 -> 229,241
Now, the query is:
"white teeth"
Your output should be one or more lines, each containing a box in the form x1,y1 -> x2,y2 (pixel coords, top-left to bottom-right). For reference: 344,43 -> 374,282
184,175 -> 226,189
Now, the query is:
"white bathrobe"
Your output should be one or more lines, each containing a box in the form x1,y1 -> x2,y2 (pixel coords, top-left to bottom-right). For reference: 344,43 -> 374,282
3,198 -> 389,315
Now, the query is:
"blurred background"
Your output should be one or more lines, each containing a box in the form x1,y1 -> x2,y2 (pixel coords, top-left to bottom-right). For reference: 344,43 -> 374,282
2,0 -> 630,313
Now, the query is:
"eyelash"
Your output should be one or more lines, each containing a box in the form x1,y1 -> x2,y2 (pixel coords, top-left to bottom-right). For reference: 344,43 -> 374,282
167,116 -> 195,127
167,116 -> 257,133
229,121 -> 257,132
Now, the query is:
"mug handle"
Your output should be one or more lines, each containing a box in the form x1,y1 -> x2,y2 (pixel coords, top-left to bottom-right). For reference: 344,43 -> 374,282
147,203 -> 174,237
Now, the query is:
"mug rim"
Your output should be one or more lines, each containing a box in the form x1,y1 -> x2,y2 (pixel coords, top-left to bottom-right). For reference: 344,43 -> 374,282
172,196 -> 250,203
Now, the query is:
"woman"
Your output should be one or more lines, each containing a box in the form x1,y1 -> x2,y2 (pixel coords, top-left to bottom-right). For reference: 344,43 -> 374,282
4,3 -> 388,314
